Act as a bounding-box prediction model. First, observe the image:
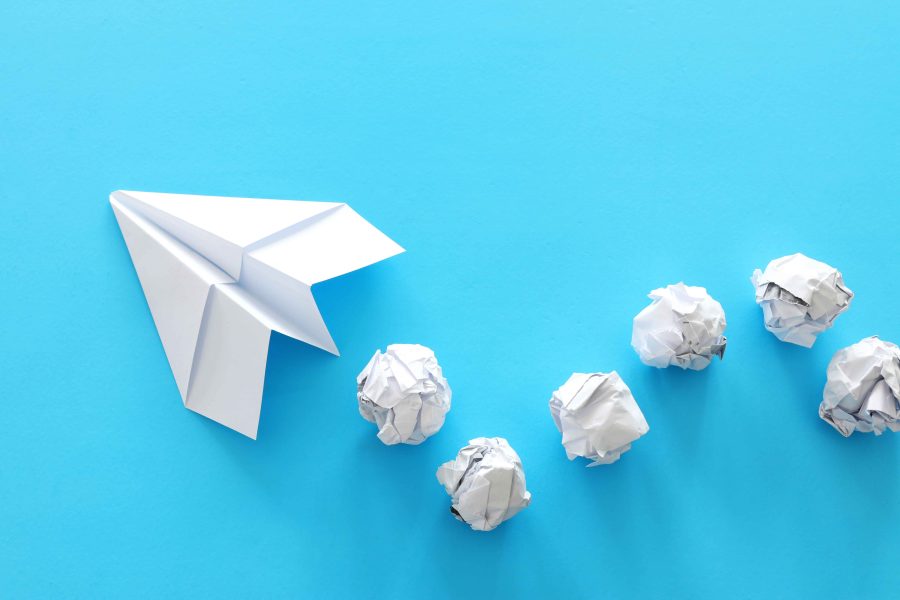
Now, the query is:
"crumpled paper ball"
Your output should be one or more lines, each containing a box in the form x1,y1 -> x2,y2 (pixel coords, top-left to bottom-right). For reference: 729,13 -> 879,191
819,336 -> 900,437
751,253 -> 853,348
549,371 -> 649,466
357,344 -> 451,445
631,282 -> 727,370
436,437 -> 531,531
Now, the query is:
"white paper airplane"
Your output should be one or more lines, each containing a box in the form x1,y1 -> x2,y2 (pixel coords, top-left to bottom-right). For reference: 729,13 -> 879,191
110,190 -> 404,439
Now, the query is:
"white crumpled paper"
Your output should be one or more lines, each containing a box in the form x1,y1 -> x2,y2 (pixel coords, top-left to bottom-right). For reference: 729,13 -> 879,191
820,336 -> 900,437
751,253 -> 853,348
436,437 -> 531,531
631,282 -> 727,370
549,371 -> 649,466
357,344 -> 451,445
550,371 -> 650,467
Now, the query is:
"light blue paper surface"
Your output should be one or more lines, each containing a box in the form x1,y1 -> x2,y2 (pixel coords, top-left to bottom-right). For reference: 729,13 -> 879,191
2,1 -> 899,597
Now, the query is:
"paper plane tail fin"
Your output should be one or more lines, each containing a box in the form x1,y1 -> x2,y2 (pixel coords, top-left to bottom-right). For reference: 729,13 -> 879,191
182,280 -> 338,438
184,284 -> 271,439
238,255 -> 338,355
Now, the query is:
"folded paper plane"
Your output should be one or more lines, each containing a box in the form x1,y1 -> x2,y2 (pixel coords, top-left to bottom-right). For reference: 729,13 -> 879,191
110,190 -> 404,438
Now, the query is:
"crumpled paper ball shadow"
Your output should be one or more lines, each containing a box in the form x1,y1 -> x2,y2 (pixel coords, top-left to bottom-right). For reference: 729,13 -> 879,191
631,282 -> 727,371
357,344 -> 451,445
436,437 -> 531,531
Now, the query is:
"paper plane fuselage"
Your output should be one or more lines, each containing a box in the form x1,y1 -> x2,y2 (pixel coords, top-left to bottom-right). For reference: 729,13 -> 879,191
110,190 -> 404,438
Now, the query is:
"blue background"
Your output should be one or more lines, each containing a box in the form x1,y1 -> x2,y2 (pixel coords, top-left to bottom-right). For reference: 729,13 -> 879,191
3,1 -> 899,598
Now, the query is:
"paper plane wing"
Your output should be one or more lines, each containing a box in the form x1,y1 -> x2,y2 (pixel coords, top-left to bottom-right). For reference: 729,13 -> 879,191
110,190 -> 404,438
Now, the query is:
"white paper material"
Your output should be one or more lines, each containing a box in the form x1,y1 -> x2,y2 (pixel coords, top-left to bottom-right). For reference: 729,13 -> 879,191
751,253 -> 853,348
436,437 -> 531,531
357,344 -> 451,445
820,337 -> 900,437
110,190 -> 404,439
631,282 -> 727,370
549,372 -> 649,466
